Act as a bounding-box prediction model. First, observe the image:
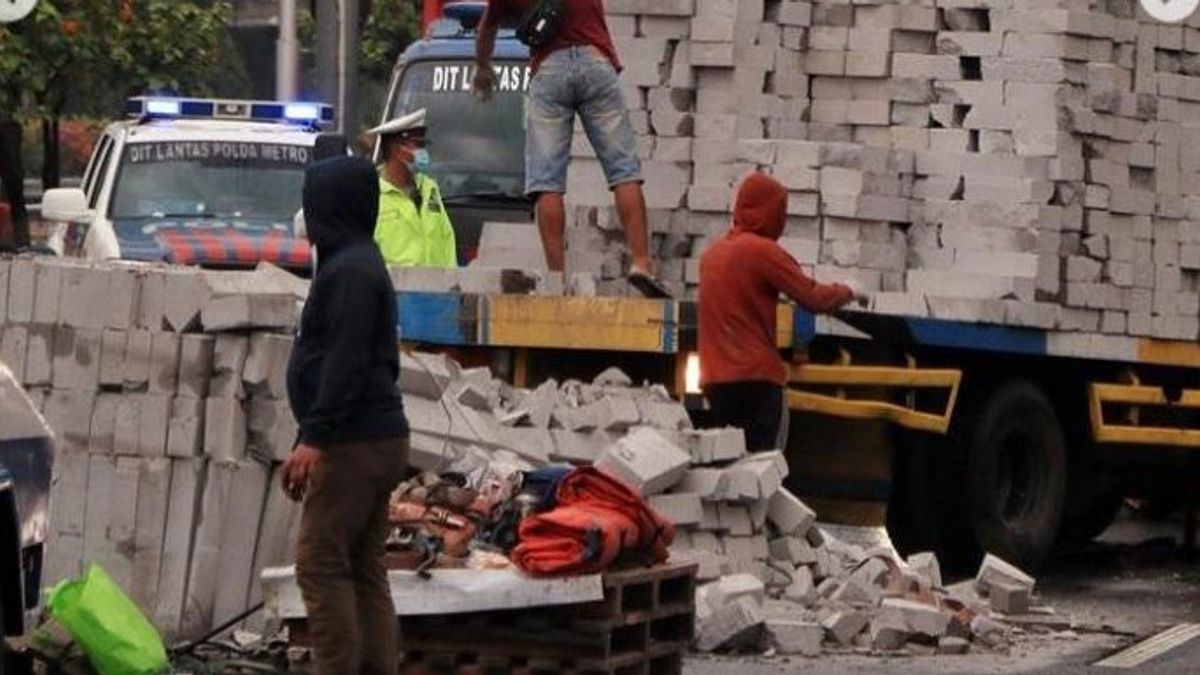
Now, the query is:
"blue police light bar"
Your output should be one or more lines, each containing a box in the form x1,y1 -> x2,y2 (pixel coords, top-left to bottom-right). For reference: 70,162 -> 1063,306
126,97 -> 335,127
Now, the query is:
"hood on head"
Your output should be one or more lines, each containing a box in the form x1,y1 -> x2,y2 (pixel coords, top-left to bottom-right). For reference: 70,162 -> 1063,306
302,156 -> 380,251
732,172 -> 788,241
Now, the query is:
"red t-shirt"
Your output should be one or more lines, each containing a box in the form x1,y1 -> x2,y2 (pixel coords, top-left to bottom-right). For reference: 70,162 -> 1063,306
485,0 -> 621,73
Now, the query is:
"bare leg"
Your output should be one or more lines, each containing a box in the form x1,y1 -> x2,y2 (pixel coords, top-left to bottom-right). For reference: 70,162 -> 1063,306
536,191 -> 567,273
612,181 -> 652,274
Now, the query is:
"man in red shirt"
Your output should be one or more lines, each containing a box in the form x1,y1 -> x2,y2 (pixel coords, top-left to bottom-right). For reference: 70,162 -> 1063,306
474,0 -> 670,298
700,172 -> 860,451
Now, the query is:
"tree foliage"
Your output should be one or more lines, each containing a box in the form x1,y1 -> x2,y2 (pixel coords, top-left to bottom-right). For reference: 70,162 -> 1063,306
360,0 -> 422,82
0,0 -> 231,120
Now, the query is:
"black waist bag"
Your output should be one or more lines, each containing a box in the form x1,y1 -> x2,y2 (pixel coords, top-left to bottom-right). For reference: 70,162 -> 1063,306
517,0 -> 565,49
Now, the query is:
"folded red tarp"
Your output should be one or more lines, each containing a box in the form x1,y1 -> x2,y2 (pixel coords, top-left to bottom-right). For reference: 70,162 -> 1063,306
512,467 -> 675,576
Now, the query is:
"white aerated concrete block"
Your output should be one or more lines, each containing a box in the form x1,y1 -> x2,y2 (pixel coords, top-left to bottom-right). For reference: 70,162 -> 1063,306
767,488 -> 816,537
154,458 -> 205,640
243,333 -> 292,399
204,398 -> 247,463
167,396 -> 205,458
975,553 -> 1036,595
594,426 -> 691,495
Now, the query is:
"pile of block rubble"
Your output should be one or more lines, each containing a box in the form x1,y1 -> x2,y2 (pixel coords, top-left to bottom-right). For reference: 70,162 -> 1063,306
1,256 -> 1060,655
472,0 -> 1200,342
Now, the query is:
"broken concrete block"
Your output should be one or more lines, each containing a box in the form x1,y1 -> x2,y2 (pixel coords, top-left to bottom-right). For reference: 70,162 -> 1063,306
705,573 -> 766,613
881,598 -> 951,639
204,398 -> 247,463
555,395 -> 642,432
247,398 -> 299,462
243,333 -> 292,399
907,551 -> 942,588
166,396 -> 205,458
594,426 -> 690,495
592,366 -> 633,387
769,536 -> 817,565
975,553 -> 1035,596
136,269 -> 167,331
767,619 -> 822,656
822,610 -> 870,646
989,580 -> 1032,615
870,608 -> 910,651
178,335 -> 214,399
201,293 -> 297,332
938,636 -> 970,655
695,595 -> 764,652
398,351 -> 459,399
767,488 -> 816,536
831,578 -> 882,608
684,427 -> 746,464
635,397 -> 692,431
648,492 -> 703,526
549,429 -> 610,464
784,565 -> 816,606
675,468 -> 726,500
210,335 -> 250,399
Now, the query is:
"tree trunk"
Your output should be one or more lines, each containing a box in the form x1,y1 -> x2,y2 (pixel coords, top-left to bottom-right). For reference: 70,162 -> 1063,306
41,117 -> 61,190
0,118 -> 30,249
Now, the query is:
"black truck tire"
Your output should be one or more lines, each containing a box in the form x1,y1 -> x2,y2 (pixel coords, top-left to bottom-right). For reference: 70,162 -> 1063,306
965,380 -> 1067,570
888,430 -> 980,575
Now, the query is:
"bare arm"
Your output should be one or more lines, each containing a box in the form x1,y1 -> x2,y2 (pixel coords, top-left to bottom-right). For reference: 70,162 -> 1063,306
473,4 -> 500,100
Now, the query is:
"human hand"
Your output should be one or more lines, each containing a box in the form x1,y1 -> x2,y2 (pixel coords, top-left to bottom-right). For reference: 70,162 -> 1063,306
473,64 -> 497,102
282,443 -> 323,502
842,282 -> 870,308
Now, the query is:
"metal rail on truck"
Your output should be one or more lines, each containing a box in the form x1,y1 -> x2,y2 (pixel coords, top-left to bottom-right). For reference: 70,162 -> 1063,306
1089,375 -> 1200,449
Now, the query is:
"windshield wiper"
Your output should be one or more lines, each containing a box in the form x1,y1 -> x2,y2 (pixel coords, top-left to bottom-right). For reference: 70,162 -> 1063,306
443,192 -> 531,205
154,212 -> 220,219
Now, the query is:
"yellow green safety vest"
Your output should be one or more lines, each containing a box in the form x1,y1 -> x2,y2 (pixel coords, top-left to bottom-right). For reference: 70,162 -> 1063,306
374,173 -> 457,267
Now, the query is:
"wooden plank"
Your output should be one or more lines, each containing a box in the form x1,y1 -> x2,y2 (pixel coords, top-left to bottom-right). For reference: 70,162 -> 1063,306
488,296 -> 672,353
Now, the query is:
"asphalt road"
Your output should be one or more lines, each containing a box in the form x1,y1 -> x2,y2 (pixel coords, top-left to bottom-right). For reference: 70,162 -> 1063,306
685,508 -> 1200,675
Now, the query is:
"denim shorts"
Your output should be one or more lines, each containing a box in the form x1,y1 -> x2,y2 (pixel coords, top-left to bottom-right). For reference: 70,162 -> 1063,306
525,46 -> 642,196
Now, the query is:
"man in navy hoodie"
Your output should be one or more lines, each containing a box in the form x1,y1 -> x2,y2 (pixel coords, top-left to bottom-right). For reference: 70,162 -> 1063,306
284,155 -> 409,675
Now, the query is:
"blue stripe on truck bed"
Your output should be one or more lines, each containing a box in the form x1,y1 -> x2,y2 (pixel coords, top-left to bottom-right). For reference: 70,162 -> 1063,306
904,317 -> 1047,356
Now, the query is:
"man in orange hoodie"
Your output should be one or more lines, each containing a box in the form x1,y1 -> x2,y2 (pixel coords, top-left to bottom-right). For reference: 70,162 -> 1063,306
699,172 -> 859,451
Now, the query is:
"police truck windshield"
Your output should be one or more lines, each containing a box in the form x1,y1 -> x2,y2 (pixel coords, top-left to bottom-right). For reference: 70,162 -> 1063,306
109,140 -> 311,222
392,60 -> 528,199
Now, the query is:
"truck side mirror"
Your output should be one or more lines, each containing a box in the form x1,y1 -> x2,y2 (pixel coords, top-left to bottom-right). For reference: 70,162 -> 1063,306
41,188 -> 90,223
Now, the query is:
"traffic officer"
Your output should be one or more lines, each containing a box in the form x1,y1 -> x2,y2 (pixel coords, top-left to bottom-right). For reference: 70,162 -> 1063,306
369,109 -> 457,267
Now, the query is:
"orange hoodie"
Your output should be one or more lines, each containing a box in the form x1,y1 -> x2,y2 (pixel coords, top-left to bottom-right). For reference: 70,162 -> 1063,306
699,172 -> 853,387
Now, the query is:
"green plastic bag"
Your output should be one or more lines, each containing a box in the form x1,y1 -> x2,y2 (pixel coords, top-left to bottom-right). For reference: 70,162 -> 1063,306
47,564 -> 169,675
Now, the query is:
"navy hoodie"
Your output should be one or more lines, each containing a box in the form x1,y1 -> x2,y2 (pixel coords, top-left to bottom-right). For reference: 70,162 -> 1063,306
286,156 -> 409,446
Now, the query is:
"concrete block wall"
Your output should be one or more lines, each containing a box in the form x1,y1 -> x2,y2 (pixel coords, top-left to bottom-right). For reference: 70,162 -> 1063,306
0,257 -> 304,641
464,0 -> 1200,341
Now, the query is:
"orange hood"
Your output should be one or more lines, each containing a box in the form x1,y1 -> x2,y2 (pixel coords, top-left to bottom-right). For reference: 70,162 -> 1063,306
732,172 -> 788,241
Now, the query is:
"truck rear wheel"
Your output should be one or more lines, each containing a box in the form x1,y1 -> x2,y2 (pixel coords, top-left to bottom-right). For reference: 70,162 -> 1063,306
966,380 -> 1067,570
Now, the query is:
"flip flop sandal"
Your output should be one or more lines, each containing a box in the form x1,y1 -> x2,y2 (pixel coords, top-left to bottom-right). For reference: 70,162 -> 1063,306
627,270 -> 674,299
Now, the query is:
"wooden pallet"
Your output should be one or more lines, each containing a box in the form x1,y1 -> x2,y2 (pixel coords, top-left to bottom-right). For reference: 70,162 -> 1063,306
396,563 -> 696,675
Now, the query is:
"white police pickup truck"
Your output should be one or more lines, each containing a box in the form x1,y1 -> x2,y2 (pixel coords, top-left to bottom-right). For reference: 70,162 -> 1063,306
40,98 -> 333,272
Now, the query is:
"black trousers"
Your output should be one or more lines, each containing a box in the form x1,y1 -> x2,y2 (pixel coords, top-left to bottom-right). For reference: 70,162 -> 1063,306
704,381 -> 785,452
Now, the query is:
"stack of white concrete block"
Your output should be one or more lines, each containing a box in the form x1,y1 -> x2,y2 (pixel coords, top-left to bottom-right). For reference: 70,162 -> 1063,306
0,256 -> 304,641
466,0 -> 1200,341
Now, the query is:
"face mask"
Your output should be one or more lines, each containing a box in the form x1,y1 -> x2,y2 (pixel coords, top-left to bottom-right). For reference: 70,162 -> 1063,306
410,148 -> 431,174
